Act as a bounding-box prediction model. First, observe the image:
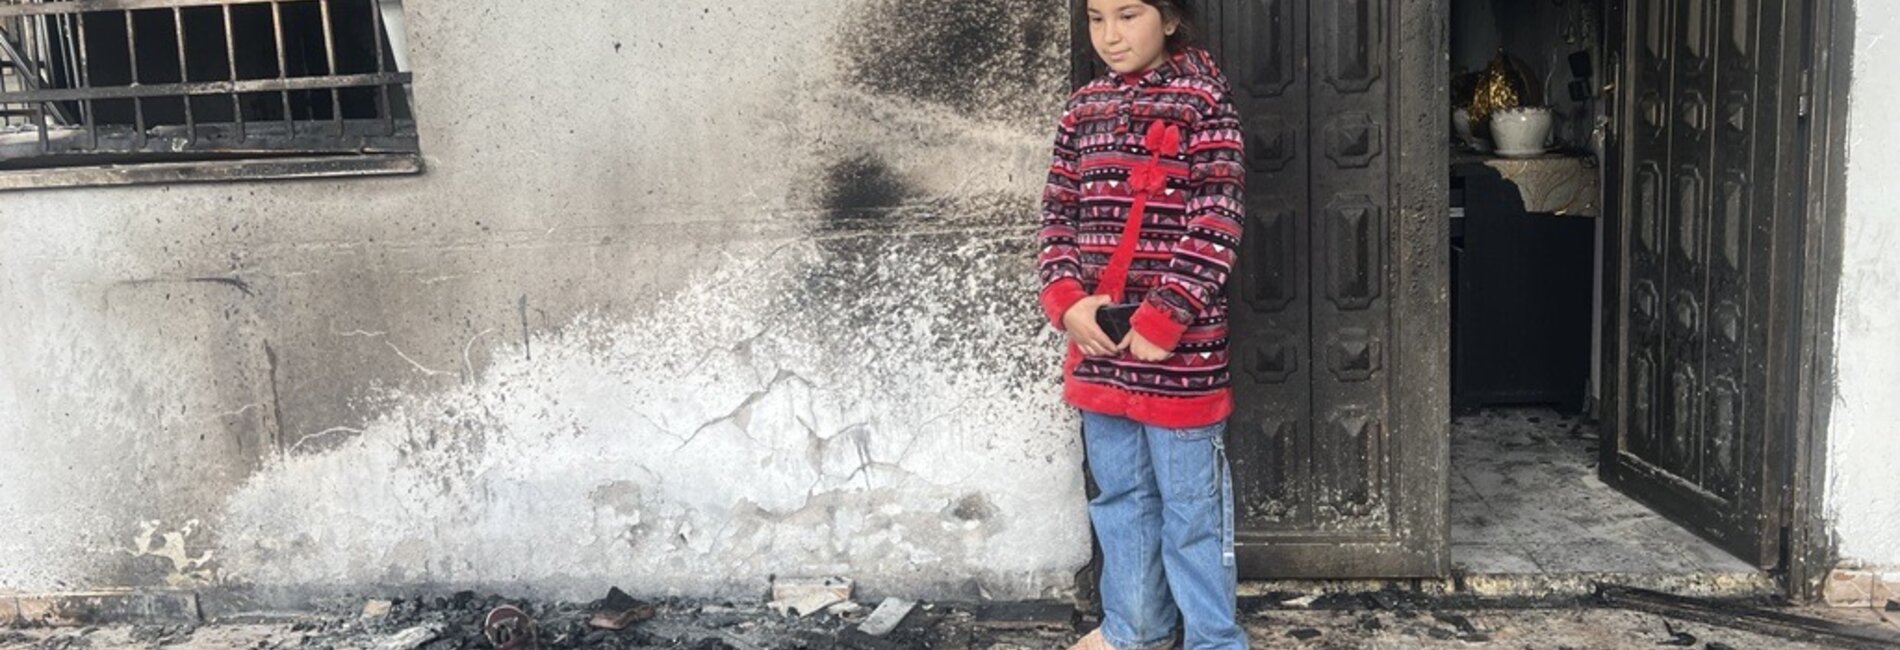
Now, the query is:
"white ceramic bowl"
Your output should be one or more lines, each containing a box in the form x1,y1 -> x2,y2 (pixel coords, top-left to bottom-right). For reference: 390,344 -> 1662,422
1490,106 -> 1554,156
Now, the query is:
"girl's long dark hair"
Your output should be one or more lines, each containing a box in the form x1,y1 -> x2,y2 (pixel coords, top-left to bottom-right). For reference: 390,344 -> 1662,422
1142,0 -> 1200,53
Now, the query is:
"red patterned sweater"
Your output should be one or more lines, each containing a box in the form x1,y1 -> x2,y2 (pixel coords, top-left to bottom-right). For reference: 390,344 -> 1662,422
1037,47 -> 1246,428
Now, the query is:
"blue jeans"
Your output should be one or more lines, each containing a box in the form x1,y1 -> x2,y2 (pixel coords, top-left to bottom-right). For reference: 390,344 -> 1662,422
1082,411 -> 1246,650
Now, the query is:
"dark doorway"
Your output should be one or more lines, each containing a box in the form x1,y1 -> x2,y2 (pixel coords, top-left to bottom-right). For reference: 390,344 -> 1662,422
1447,0 -> 1825,586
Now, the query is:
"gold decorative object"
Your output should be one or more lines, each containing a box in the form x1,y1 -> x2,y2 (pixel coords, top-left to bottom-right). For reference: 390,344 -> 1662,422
1467,52 -> 1533,131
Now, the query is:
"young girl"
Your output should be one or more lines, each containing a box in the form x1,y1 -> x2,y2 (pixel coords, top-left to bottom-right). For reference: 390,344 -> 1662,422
1037,1 -> 1247,648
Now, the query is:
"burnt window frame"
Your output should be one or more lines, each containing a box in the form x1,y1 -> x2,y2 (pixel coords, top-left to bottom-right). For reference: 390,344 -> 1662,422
0,0 -> 418,191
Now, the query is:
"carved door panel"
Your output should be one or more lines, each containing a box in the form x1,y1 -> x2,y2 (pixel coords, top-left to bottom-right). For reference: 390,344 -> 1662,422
1602,0 -> 1807,568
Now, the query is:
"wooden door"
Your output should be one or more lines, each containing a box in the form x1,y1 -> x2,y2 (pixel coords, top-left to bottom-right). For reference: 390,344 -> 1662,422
1602,0 -> 1810,568
1074,0 -> 1451,579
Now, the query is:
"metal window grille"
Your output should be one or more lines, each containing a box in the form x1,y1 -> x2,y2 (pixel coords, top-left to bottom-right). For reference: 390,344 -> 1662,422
0,0 -> 416,184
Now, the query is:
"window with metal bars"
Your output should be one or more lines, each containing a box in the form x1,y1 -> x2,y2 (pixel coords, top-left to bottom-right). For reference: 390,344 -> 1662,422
0,0 -> 417,190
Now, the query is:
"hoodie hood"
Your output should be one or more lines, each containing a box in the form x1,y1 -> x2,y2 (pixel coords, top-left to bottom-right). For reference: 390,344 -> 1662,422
1114,46 -> 1228,90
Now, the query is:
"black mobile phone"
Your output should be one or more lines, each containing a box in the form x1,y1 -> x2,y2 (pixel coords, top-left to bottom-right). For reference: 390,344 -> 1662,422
1095,303 -> 1139,343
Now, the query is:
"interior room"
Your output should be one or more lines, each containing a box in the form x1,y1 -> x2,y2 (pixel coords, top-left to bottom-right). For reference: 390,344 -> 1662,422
1445,0 -> 1761,583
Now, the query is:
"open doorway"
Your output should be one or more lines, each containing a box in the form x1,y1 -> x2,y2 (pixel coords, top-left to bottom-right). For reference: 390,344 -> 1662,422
1446,0 -> 1808,587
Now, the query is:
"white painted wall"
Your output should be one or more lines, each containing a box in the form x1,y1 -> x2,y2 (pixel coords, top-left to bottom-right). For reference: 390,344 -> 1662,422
1827,0 -> 1900,568
0,0 -> 1086,602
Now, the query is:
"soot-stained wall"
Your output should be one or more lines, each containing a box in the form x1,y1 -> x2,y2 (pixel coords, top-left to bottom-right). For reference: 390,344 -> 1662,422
0,0 -> 1087,601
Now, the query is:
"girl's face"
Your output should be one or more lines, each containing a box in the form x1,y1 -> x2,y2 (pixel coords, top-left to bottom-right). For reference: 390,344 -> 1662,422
1087,0 -> 1178,75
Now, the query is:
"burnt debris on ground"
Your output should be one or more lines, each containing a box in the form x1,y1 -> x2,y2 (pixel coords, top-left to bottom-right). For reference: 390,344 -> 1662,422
256,589 -> 1075,650
4,581 -> 1898,649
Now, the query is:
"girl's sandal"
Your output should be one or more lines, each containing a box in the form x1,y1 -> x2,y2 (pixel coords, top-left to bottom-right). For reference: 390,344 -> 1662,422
1068,628 -> 1117,650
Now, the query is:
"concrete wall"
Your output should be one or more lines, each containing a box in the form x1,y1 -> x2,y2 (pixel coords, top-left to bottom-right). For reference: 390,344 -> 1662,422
1828,0 -> 1900,568
0,0 -> 1088,601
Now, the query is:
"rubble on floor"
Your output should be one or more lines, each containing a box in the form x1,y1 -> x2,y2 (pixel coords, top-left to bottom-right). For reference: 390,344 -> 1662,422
2,585 -> 1898,649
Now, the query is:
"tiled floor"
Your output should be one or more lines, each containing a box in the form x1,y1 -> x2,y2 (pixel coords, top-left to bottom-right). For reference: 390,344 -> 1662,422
1450,408 -> 1761,577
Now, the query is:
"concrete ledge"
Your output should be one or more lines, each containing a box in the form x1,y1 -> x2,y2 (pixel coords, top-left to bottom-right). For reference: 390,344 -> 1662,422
1239,578 -> 1454,600
1238,570 -> 1778,604
0,590 -> 200,627
1456,571 -> 1779,600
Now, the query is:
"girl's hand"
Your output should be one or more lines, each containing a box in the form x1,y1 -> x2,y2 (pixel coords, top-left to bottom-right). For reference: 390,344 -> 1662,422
1126,331 -> 1171,362
1062,295 -> 1119,357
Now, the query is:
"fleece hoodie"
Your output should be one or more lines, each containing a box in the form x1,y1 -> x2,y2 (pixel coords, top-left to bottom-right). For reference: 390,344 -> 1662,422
1037,47 -> 1247,429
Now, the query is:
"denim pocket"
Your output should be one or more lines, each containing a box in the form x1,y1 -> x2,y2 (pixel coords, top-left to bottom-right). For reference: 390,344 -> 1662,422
1165,422 -> 1225,499
1171,422 -> 1226,441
